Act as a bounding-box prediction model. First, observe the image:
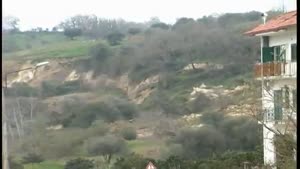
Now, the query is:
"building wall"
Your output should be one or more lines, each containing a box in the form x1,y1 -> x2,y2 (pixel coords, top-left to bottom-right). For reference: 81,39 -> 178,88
269,27 -> 297,61
262,82 -> 296,167
260,27 -> 297,168
263,121 -> 276,165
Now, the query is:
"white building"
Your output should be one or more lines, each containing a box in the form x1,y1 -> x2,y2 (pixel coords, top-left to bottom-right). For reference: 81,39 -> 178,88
245,11 -> 297,168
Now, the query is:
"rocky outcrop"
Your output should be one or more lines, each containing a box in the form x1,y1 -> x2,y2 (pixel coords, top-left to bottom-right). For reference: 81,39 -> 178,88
190,83 -> 249,100
183,62 -> 224,71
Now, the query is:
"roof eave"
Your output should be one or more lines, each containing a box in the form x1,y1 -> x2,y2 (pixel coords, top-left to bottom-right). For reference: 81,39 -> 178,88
244,24 -> 296,36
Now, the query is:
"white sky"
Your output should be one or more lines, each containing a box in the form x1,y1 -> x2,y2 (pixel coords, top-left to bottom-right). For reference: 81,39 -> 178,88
3,0 -> 297,31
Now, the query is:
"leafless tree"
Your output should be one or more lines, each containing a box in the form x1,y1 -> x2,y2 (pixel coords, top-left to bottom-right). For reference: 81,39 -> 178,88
246,82 -> 296,168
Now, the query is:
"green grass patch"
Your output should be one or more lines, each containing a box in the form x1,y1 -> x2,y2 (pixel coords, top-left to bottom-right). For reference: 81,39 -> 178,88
127,139 -> 162,158
24,161 -> 64,169
94,86 -> 127,98
3,32 -> 66,52
3,40 -> 98,61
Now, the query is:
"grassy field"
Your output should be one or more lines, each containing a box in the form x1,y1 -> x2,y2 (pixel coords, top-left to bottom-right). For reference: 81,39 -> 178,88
3,40 -> 98,61
127,139 -> 164,159
3,32 -> 66,52
24,161 -> 64,169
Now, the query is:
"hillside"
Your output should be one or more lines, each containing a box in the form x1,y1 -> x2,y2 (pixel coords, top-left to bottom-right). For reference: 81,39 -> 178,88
2,11 -> 274,169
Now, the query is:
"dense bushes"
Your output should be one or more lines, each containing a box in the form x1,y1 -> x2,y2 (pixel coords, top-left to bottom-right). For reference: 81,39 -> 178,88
168,112 -> 261,159
89,42 -> 113,75
189,93 -> 212,113
6,82 -> 39,97
41,80 -> 84,97
113,151 -> 263,169
8,157 -> 24,169
113,153 -> 151,169
106,32 -> 125,45
170,126 -> 227,159
64,158 -> 94,169
120,127 -> 137,140
22,152 -> 44,164
85,135 -> 127,163
60,96 -> 138,128
19,126 -> 109,159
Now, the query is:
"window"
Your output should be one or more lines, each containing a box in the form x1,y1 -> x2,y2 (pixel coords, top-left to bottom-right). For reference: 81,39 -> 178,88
273,45 -> 286,61
274,90 -> 283,120
291,44 -> 297,61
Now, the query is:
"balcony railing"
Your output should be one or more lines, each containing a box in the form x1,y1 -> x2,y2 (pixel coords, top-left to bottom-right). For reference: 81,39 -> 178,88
254,61 -> 297,78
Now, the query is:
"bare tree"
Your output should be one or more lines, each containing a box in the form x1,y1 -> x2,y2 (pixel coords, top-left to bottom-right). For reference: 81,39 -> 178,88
246,82 -> 296,168
5,96 -> 39,141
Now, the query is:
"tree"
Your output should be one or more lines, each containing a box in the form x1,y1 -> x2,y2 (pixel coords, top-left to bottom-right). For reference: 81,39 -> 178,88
36,27 -> 43,32
52,27 -> 58,32
89,42 -> 113,74
3,16 -> 20,32
151,22 -> 170,30
146,17 -> 161,26
106,32 -> 125,45
64,158 -> 94,169
85,135 -> 127,164
59,15 -> 139,39
245,82 -> 296,168
63,28 -> 82,40
172,17 -> 195,29
128,28 -> 141,35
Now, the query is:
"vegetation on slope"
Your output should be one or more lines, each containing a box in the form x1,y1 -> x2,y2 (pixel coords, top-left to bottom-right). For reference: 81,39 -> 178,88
3,10 -> 294,169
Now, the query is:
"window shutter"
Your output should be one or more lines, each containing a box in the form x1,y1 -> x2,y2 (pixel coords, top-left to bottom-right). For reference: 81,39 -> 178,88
262,47 -> 274,63
274,90 -> 283,120
291,44 -> 297,61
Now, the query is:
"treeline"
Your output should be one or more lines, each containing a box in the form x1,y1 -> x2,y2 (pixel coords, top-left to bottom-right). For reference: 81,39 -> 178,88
79,11 -> 270,83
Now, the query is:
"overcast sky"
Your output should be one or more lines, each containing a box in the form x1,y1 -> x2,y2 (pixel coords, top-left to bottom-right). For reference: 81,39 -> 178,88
3,0 -> 296,31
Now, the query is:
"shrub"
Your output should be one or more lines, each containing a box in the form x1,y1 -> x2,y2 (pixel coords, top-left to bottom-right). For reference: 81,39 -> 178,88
7,82 -> 39,97
189,93 -> 212,113
85,135 -> 127,163
61,96 -> 138,128
41,80 -> 83,97
113,153 -> 149,169
9,157 -> 24,169
106,32 -> 125,46
171,126 -> 226,159
22,152 -> 44,164
128,28 -> 142,35
56,80 -> 82,95
114,99 -> 138,120
64,158 -> 94,169
120,127 -> 137,140
41,80 -> 60,97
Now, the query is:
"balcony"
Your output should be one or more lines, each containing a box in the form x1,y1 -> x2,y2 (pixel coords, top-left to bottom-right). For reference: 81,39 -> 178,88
254,61 -> 297,79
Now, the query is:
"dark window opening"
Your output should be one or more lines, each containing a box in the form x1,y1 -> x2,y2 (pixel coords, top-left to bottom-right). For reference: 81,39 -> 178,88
291,43 -> 297,61
274,90 -> 283,120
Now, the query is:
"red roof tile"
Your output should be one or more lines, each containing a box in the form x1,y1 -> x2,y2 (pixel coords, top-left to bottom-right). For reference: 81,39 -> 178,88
245,11 -> 297,36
